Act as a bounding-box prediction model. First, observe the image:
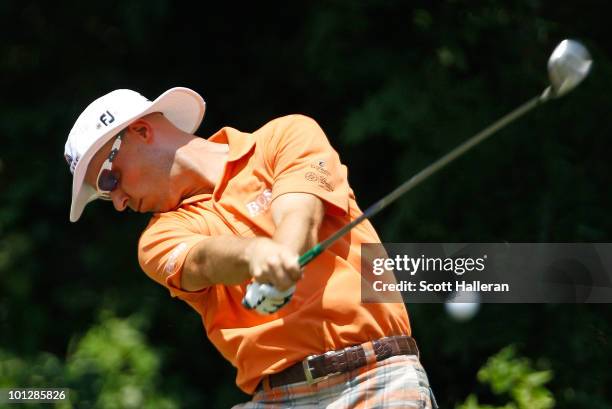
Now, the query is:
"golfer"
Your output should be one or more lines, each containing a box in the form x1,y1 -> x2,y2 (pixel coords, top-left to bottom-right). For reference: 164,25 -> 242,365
64,87 -> 437,408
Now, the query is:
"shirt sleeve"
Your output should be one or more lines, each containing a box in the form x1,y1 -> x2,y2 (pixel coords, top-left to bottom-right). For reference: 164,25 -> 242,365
264,114 -> 350,216
138,212 -> 210,302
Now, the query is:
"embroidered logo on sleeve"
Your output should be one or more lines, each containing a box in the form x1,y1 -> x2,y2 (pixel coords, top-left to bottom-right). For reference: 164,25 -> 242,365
305,160 -> 334,192
246,188 -> 273,217
305,172 -> 318,182
165,242 -> 189,276
310,160 -> 331,176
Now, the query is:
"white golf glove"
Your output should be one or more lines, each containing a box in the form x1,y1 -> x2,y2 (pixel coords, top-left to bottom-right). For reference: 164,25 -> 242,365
242,282 -> 295,315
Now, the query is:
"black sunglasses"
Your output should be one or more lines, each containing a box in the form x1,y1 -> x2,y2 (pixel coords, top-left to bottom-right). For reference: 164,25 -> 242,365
96,131 -> 124,199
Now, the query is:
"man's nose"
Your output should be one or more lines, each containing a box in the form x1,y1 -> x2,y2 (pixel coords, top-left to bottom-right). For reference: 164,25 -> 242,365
111,189 -> 130,212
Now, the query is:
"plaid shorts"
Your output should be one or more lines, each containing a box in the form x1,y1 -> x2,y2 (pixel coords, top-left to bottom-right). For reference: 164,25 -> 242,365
232,355 -> 438,409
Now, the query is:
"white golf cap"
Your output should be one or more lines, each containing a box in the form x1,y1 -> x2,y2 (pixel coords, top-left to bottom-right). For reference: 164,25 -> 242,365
64,87 -> 206,222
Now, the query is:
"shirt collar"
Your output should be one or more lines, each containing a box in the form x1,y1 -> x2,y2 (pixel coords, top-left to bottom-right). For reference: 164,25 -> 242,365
208,126 -> 256,163
176,127 -> 256,206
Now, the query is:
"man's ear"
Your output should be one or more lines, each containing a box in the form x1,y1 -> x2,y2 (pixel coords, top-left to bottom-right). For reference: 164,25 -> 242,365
127,119 -> 154,143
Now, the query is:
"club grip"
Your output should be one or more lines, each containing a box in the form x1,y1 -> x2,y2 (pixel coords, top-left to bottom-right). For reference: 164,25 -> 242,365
243,244 -> 323,312
298,244 -> 322,267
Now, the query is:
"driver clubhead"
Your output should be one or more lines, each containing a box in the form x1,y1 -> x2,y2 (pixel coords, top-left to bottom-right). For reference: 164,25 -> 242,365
548,39 -> 592,98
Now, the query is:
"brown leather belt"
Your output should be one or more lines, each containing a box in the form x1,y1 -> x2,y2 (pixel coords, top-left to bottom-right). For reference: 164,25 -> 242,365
262,335 -> 418,389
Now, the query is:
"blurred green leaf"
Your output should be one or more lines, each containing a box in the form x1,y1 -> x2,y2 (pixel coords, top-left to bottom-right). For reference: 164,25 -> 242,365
457,346 -> 555,409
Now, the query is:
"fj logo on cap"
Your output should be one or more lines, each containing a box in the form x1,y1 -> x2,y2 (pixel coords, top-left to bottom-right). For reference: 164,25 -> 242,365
99,110 -> 115,127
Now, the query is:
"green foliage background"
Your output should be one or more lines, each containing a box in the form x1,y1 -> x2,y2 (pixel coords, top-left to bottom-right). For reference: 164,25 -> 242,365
1,1 -> 611,408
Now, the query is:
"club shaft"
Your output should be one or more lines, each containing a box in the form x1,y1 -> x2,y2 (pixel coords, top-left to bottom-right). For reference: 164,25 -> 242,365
299,94 -> 545,267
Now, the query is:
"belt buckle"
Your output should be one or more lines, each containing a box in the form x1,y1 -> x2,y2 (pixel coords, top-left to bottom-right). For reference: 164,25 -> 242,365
302,351 -> 338,385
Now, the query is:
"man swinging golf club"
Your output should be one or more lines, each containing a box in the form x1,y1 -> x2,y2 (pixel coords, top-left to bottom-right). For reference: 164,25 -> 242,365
64,88 -> 436,407
64,39 -> 590,408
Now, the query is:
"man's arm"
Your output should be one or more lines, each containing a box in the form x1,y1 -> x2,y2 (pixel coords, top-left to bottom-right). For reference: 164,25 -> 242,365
181,192 -> 324,292
270,192 -> 325,259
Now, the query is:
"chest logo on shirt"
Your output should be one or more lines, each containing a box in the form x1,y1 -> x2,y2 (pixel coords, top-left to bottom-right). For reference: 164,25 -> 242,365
246,188 -> 272,217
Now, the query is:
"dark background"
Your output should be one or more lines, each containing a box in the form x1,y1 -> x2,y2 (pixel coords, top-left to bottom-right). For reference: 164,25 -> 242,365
1,1 -> 611,408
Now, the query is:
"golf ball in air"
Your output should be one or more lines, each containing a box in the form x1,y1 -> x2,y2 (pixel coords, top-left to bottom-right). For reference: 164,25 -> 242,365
444,290 -> 481,321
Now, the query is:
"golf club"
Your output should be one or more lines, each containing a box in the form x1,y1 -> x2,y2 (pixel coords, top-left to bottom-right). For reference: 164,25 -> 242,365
243,39 -> 592,311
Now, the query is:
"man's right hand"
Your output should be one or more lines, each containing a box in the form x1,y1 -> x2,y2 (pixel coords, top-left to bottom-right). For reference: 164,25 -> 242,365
244,238 -> 301,291
242,282 -> 295,314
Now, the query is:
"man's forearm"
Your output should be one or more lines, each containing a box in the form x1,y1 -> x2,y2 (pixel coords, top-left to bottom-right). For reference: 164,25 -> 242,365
182,212 -> 315,290
270,192 -> 325,255
182,193 -> 324,291
182,231 -> 305,291
182,236 -> 253,290
272,210 -> 319,256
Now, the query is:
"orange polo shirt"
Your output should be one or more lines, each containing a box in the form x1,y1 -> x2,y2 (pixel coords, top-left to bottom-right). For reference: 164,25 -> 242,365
138,114 -> 410,394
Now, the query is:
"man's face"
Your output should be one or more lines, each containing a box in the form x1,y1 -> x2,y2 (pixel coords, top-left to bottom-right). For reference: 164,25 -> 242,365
84,124 -> 175,215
